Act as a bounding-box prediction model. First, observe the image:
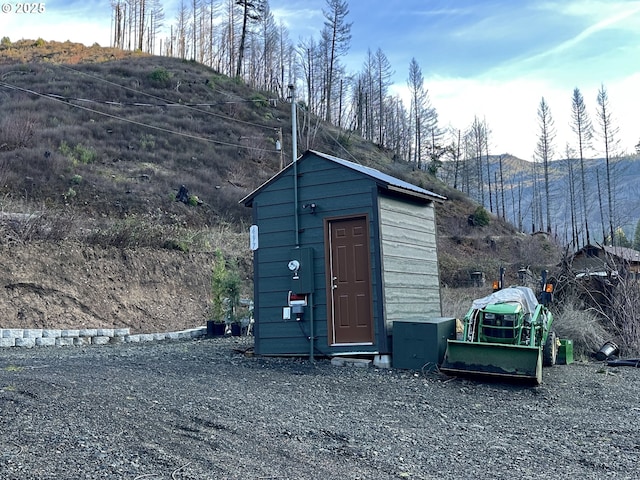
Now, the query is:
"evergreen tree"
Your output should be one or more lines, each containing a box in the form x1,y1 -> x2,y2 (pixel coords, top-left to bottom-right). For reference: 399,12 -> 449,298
614,227 -> 631,248
633,220 -> 640,250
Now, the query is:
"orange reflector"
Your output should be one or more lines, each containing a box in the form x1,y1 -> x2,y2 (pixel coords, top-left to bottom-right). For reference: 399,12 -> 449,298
545,283 -> 553,293
492,280 -> 500,291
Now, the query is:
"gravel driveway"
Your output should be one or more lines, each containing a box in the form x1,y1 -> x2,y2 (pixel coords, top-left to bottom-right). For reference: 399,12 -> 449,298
1,337 -> 639,480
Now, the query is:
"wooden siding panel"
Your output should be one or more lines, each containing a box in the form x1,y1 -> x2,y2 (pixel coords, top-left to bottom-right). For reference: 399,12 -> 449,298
380,227 -> 437,249
379,195 -> 441,326
380,206 -> 436,234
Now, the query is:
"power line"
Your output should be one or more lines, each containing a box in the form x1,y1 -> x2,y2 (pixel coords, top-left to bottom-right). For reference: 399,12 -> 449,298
0,81 -> 279,154
57,64 -> 279,131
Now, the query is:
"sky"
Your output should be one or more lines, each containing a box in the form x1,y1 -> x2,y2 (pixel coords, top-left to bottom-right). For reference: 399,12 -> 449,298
2,0 -> 639,159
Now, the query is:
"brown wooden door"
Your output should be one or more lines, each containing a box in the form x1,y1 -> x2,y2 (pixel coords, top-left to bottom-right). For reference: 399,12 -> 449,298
326,216 -> 374,345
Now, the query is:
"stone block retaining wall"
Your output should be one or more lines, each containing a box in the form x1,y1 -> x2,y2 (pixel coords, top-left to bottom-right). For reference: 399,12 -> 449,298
0,326 -> 207,349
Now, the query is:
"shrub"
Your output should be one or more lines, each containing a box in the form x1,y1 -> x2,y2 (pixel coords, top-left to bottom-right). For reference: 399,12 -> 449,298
148,67 -> 171,87
470,206 -> 490,227
250,93 -> 269,108
139,133 -> 155,150
209,250 -> 242,324
550,300 -> 609,360
59,141 -> 97,165
64,187 -> 76,200
0,114 -> 37,150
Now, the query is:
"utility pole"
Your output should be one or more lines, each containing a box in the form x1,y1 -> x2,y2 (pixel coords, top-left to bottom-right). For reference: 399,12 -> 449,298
288,83 -> 299,247
288,84 -> 297,162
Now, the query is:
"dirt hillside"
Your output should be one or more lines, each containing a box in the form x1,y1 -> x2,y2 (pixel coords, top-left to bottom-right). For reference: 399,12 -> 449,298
0,241 -> 213,333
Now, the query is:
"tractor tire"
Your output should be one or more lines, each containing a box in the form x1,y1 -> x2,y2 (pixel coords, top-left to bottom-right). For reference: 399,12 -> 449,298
543,331 -> 558,367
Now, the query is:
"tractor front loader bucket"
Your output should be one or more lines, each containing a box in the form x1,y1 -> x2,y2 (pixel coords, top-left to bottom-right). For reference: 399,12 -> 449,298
440,340 -> 543,384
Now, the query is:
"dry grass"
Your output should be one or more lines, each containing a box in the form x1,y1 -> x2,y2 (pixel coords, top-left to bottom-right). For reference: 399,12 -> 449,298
550,301 -> 610,360
440,286 -> 491,319
0,52 -> 284,228
1,40 -> 574,322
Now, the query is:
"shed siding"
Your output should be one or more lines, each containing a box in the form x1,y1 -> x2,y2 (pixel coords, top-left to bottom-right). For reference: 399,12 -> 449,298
378,195 -> 441,330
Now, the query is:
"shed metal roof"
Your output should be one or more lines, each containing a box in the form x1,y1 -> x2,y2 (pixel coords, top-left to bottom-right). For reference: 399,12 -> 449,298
573,244 -> 640,264
241,149 -> 447,206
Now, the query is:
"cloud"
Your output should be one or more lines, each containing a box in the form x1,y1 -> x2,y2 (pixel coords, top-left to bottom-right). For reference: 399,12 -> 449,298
1,2 -> 111,46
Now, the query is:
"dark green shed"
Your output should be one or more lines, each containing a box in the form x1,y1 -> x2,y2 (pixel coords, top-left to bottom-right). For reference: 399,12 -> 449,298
241,150 -> 446,357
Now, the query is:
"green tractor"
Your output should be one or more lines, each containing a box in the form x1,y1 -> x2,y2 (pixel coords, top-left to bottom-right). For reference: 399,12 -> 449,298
441,269 -> 558,384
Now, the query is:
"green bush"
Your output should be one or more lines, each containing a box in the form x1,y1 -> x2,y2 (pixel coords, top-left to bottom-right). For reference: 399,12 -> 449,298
148,68 -> 172,87
139,133 -> 155,150
210,250 -> 241,324
64,187 -> 76,200
59,141 -> 97,165
471,206 -> 490,227
250,93 -> 269,108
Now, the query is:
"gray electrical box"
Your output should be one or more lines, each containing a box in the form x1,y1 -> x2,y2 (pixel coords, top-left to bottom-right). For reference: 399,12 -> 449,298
392,318 -> 456,371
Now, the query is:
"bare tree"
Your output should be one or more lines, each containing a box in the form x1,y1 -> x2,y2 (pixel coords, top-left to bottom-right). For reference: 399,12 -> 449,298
296,37 -> 324,150
596,83 -> 619,245
277,21 -> 294,99
535,97 -> 555,233
595,168 -> 608,243
564,143 -> 579,249
146,0 -> 164,54
175,0 -> 189,59
530,157 -> 541,232
235,0 -> 266,78
571,87 -> 593,246
406,58 -> 438,170
126,0 -> 137,50
189,0 -> 200,61
373,48 -> 393,146
320,0 -> 352,123
385,95 -> 410,162
257,3 -> 279,92
498,154 -> 506,220
407,58 -> 424,168
111,1 -> 126,49
484,121 -> 492,213
468,116 -> 486,206
137,0 -> 146,51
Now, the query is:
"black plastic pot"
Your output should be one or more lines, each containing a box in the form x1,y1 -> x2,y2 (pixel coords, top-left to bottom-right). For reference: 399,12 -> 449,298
596,341 -> 619,361
207,320 -> 226,337
230,323 -> 242,337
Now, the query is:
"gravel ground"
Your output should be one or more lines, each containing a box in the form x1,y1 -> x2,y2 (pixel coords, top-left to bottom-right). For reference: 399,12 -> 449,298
1,336 -> 639,480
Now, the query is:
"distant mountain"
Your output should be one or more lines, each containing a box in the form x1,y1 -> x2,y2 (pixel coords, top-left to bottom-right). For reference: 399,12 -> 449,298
440,153 -> 640,247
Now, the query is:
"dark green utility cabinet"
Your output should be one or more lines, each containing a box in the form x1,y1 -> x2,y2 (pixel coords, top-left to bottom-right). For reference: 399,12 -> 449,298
393,318 -> 456,371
